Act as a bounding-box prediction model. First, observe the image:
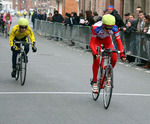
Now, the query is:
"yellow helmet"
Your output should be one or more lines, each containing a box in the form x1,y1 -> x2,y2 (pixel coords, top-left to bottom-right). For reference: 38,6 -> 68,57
102,14 -> 115,25
18,18 -> 29,26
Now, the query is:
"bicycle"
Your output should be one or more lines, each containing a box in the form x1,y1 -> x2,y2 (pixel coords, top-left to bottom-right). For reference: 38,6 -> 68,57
92,46 -> 121,109
4,20 -> 10,38
13,40 -> 33,85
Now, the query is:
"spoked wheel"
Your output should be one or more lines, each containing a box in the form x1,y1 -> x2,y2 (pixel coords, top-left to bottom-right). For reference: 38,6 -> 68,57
15,62 -> 20,81
92,66 -> 102,101
5,27 -> 7,38
103,65 -> 113,109
20,53 -> 27,85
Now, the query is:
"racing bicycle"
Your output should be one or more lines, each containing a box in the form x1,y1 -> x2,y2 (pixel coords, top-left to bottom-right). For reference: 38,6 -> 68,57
13,41 -> 33,85
92,46 -> 121,109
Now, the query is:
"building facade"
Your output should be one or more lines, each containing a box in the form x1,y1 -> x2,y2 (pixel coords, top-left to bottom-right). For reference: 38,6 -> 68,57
12,0 -> 150,18
0,0 -> 13,10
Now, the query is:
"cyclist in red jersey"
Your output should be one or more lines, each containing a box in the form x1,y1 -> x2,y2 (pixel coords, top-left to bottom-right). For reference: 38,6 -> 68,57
90,14 -> 126,93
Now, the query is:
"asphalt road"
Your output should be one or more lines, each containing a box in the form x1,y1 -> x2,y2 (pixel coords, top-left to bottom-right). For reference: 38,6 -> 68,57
0,16 -> 150,124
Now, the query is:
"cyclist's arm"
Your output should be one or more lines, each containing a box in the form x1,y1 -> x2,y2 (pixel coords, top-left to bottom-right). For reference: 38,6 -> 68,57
9,27 -> 16,46
10,15 -> 12,22
113,25 -> 125,58
3,15 -> 6,22
90,26 -> 99,55
28,26 -> 35,46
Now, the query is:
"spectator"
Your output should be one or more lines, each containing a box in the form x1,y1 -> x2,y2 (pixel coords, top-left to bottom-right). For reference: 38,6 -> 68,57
73,12 -> 80,25
29,11 -> 31,19
52,10 -> 64,41
85,10 -> 95,27
123,20 -> 137,54
93,11 -> 98,22
64,13 -> 70,26
43,12 -> 47,21
31,10 -> 37,30
124,12 -> 130,27
143,15 -> 150,33
79,12 -> 85,25
143,15 -> 150,68
103,9 -> 108,15
39,11 -> 44,20
47,13 -> 53,22
129,14 -> 135,21
137,10 -> 145,33
52,10 -> 64,23
108,5 -> 124,28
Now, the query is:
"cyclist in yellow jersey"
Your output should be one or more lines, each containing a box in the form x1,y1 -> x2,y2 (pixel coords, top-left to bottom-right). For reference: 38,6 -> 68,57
9,18 -> 37,77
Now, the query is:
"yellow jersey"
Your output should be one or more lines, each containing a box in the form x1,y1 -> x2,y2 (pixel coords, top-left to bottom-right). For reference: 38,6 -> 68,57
9,25 -> 35,47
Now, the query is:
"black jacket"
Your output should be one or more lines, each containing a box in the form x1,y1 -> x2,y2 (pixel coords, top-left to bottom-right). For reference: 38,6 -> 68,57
111,10 -> 124,28
52,14 -> 64,23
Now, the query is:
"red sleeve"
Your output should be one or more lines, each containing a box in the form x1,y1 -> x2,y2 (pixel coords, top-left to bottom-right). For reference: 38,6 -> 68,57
113,25 -> 125,58
90,26 -> 98,55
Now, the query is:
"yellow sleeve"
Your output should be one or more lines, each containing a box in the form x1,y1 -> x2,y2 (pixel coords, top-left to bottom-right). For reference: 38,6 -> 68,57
28,26 -> 35,46
9,26 -> 16,47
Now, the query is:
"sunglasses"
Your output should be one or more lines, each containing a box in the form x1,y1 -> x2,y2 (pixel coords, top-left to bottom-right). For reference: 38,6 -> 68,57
20,26 -> 28,29
104,26 -> 113,30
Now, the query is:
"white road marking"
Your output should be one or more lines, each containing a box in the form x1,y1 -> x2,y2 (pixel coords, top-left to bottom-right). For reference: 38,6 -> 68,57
0,92 -> 150,97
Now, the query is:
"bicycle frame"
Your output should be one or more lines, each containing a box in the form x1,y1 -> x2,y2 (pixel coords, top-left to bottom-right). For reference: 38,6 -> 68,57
99,49 -> 113,89
13,40 -> 33,85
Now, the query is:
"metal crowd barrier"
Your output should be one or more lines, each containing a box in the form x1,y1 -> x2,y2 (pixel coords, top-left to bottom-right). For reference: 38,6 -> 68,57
34,19 -> 150,63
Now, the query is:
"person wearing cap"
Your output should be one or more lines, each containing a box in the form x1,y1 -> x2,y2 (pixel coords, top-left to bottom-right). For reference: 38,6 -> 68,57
107,5 -> 124,28
90,14 -> 126,93
9,18 -> 37,78
124,12 -> 130,27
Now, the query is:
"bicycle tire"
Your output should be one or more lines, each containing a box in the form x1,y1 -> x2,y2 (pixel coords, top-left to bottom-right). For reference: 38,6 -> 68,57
15,55 -> 20,80
5,26 -> 7,38
103,64 -> 113,109
15,63 -> 20,80
92,65 -> 102,101
20,53 -> 27,85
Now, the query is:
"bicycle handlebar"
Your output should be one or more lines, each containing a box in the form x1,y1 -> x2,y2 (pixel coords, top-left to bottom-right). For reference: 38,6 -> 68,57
13,40 -> 33,49
97,46 -> 122,55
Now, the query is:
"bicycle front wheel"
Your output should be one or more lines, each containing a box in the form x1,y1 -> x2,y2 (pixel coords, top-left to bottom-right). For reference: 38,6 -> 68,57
15,63 -> 20,80
92,65 -> 102,101
20,53 -> 27,85
5,27 -> 7,38
103,64 -> 113,109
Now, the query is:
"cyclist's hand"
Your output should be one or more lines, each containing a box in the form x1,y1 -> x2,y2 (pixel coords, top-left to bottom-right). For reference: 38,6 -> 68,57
120,51 -> 126,62
32,46 -> 37,52
121,57 -> 126,62
94,54 -> 100,59
11,46 -> 15,51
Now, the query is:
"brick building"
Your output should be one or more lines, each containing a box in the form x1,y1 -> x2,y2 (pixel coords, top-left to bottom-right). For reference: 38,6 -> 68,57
79,0 -> 150,18
12,0 -> 150,19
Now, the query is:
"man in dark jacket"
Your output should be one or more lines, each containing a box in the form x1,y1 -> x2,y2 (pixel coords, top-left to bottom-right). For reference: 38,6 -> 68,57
52,10 -> 64,23
52,10 -> 64,41
108,5 -> 125,28
31,10 -> 38,30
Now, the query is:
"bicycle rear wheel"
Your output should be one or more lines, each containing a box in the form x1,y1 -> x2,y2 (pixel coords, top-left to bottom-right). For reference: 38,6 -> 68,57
103,64 -> 113,109
20,53 -> 27,85
92,66 -> 102,101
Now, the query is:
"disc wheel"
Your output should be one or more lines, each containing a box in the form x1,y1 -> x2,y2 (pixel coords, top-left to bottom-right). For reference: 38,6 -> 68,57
103,65 -> 113,109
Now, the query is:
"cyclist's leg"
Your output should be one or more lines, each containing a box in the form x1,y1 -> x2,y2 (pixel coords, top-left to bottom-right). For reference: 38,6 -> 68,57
92,41 -> 101,82
103,36 -> 117,68
11,50 -> 18,77
24,37 -> 30,54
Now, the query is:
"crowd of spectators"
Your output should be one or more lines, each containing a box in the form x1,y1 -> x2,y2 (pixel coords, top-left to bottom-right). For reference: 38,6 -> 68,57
31,6 -> 150,68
